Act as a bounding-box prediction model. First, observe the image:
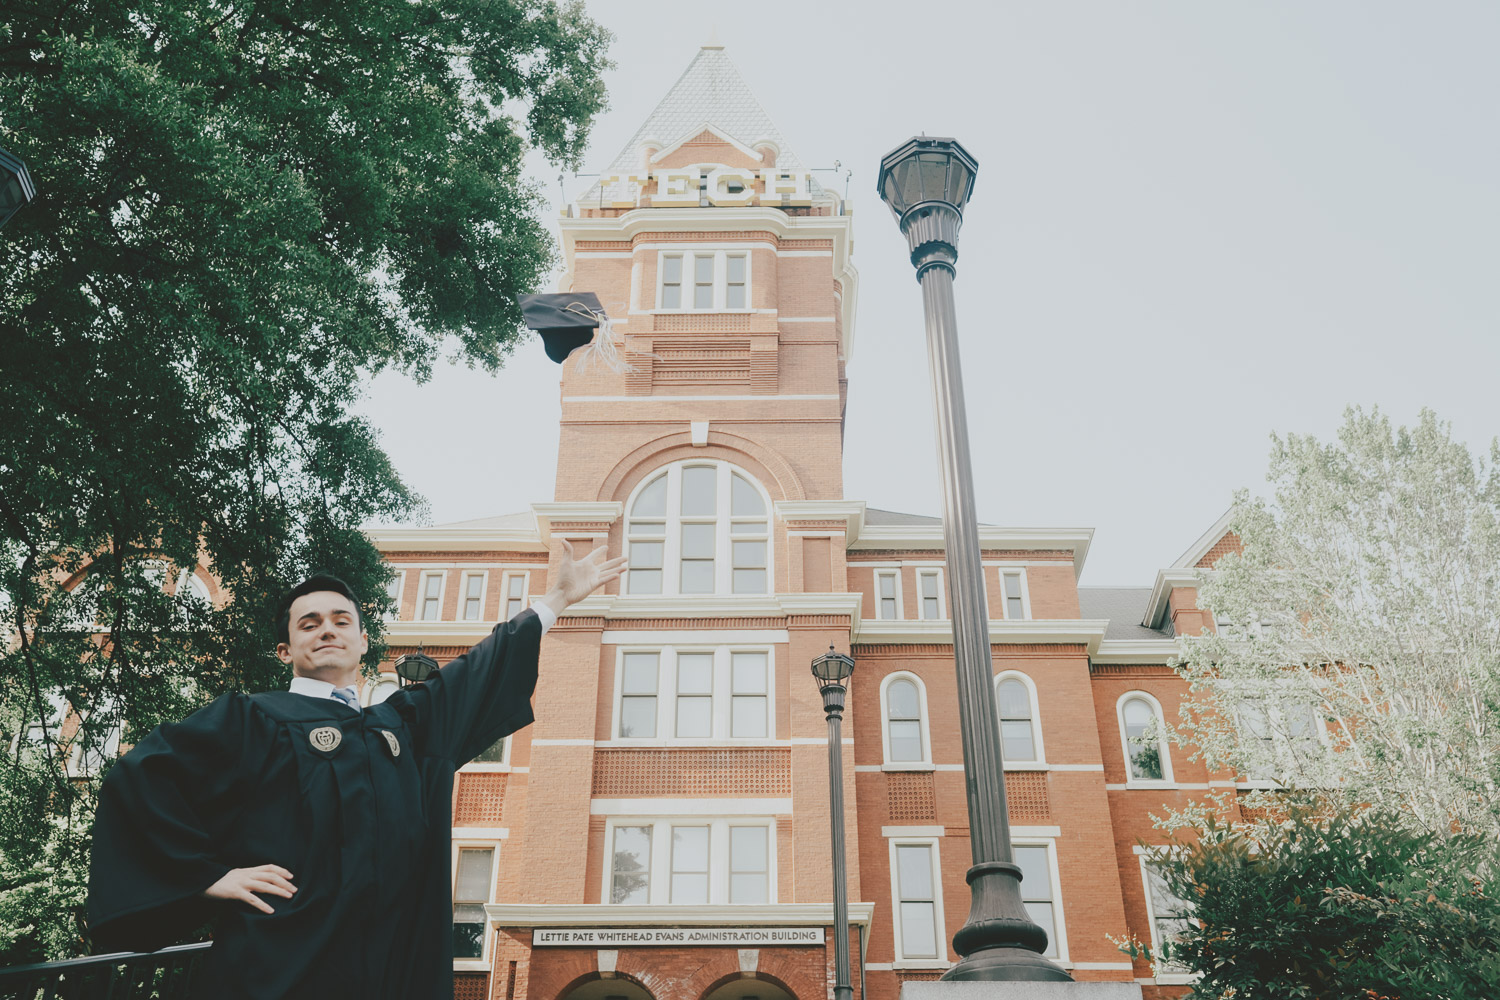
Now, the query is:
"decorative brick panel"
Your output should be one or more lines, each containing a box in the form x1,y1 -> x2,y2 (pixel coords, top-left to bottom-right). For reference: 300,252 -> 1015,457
591,748 -> 791,796
887,771 -> 936,823
454,972 -> 489,1000
895,971 -> 944,986
1196,532 -> 1243,568
1004,771 -> 1050,822
455,772 -> 507,824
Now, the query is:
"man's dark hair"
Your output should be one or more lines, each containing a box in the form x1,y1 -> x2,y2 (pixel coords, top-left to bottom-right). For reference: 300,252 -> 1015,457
276,573 -> 362,646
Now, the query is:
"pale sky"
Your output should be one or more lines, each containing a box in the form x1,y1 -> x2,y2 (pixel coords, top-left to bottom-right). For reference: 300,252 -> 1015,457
358,1 -> 1500,587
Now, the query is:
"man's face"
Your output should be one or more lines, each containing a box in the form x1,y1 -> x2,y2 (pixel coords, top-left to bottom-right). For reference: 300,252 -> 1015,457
277,591 -> 369,678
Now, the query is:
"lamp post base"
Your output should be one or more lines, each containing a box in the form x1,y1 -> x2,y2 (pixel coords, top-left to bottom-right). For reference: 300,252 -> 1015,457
942,946 -> 1077,983
905,981 -> 1144,1000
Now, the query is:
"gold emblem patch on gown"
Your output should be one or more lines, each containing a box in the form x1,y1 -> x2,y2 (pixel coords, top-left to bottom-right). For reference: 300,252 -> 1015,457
309,726 -> 342,752
381,730 -> 400,757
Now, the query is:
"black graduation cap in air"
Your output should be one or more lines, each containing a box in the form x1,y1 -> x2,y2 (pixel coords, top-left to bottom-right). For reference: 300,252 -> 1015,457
518,292 -> 605,364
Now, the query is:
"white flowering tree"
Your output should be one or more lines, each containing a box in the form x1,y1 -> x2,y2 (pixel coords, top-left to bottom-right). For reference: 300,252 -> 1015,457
1173,407 -> 1500,839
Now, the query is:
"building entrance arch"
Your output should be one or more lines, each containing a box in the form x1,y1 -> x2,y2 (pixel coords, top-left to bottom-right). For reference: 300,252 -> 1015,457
560,974 -> 656,1000
700,973 -> 798,1000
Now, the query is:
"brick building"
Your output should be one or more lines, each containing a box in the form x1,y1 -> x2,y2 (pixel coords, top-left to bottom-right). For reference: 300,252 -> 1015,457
367,45 -> 1238,1000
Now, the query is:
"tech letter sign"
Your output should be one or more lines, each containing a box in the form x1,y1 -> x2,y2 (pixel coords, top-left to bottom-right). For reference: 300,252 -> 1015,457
597,167 -> 813,209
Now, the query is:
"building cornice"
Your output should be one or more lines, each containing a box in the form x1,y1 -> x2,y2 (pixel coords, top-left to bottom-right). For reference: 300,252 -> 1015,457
562,592 -> 863,623
774,500 -> 865,535
1091,639 -> 1183,665
485,902 -> 876,928
848,525 -> 1094,579
855,619 -> 1108,654
383,621 -> 494,646
532,502 -> 624,530
1172,506 -> 1235,569
366,527 -> 546,553
1144,568 -> 1201,630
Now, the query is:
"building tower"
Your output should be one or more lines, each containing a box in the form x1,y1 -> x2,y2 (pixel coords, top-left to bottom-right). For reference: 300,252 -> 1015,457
372,44 -> 1218,1000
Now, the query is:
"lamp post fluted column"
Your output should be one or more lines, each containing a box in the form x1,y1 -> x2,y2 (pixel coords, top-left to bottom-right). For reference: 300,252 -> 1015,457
877,138 -> 1071,983
812,646 -> 857,1000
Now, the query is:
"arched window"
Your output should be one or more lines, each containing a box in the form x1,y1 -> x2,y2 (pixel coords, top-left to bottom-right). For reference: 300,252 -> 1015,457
880,672 -> 931,767
176,569 -> 212,605
624,461 -> 771,597
994,671 -> 1043,765
1117,692 -> 1172,783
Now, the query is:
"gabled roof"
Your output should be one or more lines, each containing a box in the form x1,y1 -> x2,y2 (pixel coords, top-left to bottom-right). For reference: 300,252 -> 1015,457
602,45 -> 805,173
1078,587 -> 1173,641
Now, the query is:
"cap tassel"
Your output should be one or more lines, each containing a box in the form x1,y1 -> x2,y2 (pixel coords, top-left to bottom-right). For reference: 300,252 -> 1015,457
562,301 -> 640,374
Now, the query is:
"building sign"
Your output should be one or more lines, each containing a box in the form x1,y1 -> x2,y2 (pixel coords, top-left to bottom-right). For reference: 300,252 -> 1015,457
597,167 -> 813,209
532,927 -> 825,947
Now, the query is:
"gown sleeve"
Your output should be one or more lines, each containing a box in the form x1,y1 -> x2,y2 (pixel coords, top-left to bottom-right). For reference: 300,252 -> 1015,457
391,609 -> 542,765
86,692 -> 265,954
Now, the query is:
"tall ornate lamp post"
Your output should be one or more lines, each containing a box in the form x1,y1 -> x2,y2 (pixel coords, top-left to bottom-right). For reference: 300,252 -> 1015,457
811,645 -> 856,1000
876,138 -> 1071,983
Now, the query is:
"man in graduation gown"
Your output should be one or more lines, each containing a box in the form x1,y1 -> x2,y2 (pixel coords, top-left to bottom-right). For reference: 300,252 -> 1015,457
86,541 -> 626,999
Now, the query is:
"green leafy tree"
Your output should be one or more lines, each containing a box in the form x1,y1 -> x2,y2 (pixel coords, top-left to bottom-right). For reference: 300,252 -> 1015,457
0,0 -> 610,961
1173,407 -> 1500,840
1125,797 -> 1500,999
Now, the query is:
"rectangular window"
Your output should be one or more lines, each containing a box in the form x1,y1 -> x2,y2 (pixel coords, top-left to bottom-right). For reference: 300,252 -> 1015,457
628,537 -> 664,595
680,522 -> 715,593
1014,844 -> 1059,958
610,826 -> 652,904
619,652 -> 660,738
918,570 -> 942,620
504,573 -> 528,620
670,825 -> 710,903
729,826 -> 769,904
693,255 -> 715,309
731,652 -> 768,738
726,254 -> 747,309
660,255 -> 683,309
877,571 -> 899,620
471,737 -> 507,763
606,819 -> 775,905
1143,860 -> 1194,973
732,540 -> 766,594
452,847 -> 494,959
1003,572 -> 1026,620
384,571 -> 404,621
894,843 -> 939,959
461,572 -> 485,621
420,572 -> 444,621
675,653 -> 713,738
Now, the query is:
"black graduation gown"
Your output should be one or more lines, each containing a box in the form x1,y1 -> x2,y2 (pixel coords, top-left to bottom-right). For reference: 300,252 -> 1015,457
86,610 -> 542,1000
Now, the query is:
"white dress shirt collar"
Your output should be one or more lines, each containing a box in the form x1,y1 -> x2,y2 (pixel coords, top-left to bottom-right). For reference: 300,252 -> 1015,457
289,676 -> 339,700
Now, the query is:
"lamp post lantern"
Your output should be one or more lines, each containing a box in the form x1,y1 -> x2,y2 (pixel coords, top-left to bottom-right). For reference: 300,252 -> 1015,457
876,137 -> 1072,983
811,645 -> 856,1000
394,645 -> 438,686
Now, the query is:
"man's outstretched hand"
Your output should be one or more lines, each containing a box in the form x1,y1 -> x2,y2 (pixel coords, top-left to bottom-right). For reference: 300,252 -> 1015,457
202,864 -> 297,914
538,539 -> 628,615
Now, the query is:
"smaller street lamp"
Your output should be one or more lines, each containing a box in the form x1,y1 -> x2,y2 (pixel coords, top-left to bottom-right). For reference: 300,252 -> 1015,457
811,646 -> 856,1000
394,645 -> 438,686
0,148 -> 36,229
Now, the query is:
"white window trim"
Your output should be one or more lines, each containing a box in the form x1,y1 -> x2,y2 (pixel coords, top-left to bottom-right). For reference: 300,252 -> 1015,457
1012,836 -> 1068,964
418,570 -> 447,622
655,250 -> 753,312
1000,569 -> 1032,621
611,645 -> 777,743
1136,853 -> 1198,985
993,670 -> 1046,767
874,569 -> 903,621
888,836 -> 947,965
622,461 -> 773,598
362,673 -> 401,709
915,567 -> 945,621
458,570 -> 489,623
451,839 -> 500,970
500,570 -> 531,622
879,671 -> 933,770
601,816 -> 778,905
1116,691 -> 1175,786
1230,684 -> 1332,788
384,570 -> 406,622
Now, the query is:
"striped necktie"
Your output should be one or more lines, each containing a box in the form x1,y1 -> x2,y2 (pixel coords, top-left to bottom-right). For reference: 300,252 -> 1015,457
331,686 -> 360,712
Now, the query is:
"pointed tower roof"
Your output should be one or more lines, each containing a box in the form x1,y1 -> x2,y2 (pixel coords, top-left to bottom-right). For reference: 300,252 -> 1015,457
603,45 -> 805,172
